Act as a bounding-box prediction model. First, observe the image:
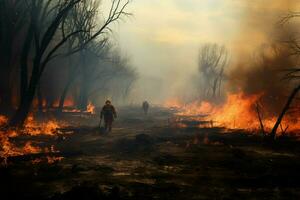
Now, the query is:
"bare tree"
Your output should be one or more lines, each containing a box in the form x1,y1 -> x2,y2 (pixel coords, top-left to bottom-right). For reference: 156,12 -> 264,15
9,0 -> 131,127
85,48 -> 137,105
198,43 -> 229,99
270,84 -> 300,140
267,12 -> 300,140
57,0 -> 132,111
57,0 -> 104,111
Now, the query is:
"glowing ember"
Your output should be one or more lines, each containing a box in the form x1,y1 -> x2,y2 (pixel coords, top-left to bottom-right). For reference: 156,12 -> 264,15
23,142 -> 42,154
0,115 -> 8,126
63,108 -> 81,113
31,156 -> 64,165
47,156 -> 64,164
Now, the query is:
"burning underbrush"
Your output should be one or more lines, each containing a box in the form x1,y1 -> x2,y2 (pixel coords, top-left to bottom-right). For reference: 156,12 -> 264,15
61,102 -> 96,114
0,114 -> 66,165
32,97 -> 96,114
0,101 -> 98,165
165,92 -> 300,135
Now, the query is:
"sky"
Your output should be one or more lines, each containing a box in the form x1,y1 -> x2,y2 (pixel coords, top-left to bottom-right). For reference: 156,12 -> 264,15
104,0 -> 300,103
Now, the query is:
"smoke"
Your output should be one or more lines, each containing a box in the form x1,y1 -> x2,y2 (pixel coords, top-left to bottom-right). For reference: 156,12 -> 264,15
158,0 -> 300,106
230,0 -> 300,57
226,0 -> 300,116
228,44 -> 297,115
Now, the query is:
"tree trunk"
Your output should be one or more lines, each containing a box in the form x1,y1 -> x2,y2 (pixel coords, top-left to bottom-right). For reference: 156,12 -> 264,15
0,1 -> 14,113
212,77 -> 218,98
9,73 -> 39,127
20,23 -> 34,102
58,52 -> 76,112
37,84 -> 43,113
9,55 -> 41,127
78,51 -> 89,111
58,79 -> 73,111
270,85 -> 300,140
0,71 -> 13,113
79,80 -> 88,111
255,103 -> 265,137
218,68 -> 224,97
0,47 -> 13,113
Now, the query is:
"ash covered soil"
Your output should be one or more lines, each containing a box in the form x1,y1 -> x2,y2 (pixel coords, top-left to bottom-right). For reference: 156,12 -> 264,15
1,106 -> 300,200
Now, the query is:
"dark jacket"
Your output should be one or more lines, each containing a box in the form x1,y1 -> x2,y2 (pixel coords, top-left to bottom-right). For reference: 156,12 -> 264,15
101,105 -> 117,120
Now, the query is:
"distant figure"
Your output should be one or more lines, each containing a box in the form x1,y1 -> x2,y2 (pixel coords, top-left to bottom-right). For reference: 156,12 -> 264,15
100,100 -> 117,132
142,101 -> 149,115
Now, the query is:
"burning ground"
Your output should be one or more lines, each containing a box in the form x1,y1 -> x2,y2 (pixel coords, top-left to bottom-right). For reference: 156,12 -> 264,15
1,106 -> 300,200
1,0 -> 300,199
165,91 -> 300,133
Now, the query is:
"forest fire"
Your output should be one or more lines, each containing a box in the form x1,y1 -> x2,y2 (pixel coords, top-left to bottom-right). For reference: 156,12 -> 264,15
0,99 -> 97,165
0,114 -> 65,165
24,115 -> 61,136
165,92 -> 300,134
0,137 -> 62,165
60,100 -> 95,114
2,0 -> 300,198
0,134 -> 42,165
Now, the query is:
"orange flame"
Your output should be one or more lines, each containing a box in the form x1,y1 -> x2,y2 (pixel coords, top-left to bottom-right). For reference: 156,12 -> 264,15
24,115 -> 60,136
0,114 -> 64,164
53,98 -> 76,108
47,156 -> 64,164
0,136 -> 43,165
0,115 -> 8,126
87,102 -> 95,114
165,92 -> 300,134
211,93 -> 261,129
23,142 -> 42,154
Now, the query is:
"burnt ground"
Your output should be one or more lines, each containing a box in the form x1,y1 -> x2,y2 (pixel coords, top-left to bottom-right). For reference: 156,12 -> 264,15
1,106 -> 300,200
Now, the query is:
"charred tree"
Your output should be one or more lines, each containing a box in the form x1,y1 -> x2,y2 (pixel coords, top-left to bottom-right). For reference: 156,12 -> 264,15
255,103 -> 266,136
270,85 -> 300,140
9,0 -> 82,126
58,64 -> 78,111
0,0 -> 26,112
58,0 -> 131,111
78,50 -> 89,111
20,21 -> 34,104
57,40 -> 78,112
9,0 -> 131,126
37,84 -> 43,112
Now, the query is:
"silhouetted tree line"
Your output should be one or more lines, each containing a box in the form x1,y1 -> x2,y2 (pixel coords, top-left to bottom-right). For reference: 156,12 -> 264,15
0,0 -> 135,126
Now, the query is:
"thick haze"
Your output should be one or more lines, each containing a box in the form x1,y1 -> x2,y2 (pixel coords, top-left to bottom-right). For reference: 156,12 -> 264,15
106,0 -> 300,104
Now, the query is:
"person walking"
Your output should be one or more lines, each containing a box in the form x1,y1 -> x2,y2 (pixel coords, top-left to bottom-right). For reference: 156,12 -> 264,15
100,100 -> 117,132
